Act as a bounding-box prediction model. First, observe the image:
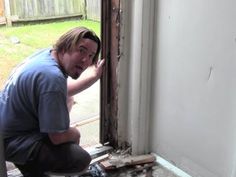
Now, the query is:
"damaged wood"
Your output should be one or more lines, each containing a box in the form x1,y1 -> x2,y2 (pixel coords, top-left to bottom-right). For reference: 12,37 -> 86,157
100,154 -> 156,170
100,0 -> 120,147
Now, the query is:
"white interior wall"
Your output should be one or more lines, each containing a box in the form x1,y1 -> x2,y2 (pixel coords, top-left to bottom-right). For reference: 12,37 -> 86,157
150,0 -> 236,177
118,0 -> 236,177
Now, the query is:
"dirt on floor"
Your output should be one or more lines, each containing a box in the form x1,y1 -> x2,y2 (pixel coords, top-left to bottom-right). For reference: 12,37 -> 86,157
106,164 -> 180,177
7,161 -> 180,177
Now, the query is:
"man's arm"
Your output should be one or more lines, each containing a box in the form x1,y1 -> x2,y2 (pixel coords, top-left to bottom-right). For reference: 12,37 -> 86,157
48,127 -> 80,145
67,59 -> 105,97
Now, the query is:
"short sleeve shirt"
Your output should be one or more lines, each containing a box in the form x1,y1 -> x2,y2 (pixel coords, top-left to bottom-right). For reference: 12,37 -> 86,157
0,48 -> 70,164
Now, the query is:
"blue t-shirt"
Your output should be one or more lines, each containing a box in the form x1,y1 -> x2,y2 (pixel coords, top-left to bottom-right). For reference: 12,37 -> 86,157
0,48 -> 70,164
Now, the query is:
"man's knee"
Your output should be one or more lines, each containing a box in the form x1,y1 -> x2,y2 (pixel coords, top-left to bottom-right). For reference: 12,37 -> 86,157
37,142 -> 91,173
73,149 -> 91,172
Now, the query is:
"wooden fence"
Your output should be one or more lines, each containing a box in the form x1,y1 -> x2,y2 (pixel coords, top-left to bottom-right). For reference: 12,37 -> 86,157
9,0 -> 85,20
86,0 -> 100,21
0,0 -> 100,25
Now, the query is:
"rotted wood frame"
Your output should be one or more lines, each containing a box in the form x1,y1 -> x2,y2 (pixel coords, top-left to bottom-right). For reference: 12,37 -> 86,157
100,0 -> 120,147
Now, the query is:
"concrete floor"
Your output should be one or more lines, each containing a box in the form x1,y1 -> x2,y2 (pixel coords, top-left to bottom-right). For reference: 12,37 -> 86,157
70,79 -> 100,147
70,80 -> 100,124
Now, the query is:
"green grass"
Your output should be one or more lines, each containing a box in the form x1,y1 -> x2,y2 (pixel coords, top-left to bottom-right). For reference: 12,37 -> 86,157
0,20 -> 100,88
0,20 -> 100,60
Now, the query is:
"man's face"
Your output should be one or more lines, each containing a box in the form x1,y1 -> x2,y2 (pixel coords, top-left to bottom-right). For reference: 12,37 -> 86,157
60,38 -> 98,79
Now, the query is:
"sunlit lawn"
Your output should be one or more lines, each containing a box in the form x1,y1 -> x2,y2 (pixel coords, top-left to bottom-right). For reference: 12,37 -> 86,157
0,20 -> 100,89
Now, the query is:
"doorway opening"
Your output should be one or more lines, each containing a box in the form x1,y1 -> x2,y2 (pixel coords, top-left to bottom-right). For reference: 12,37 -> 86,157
68,0 -> 102,149
71,0 -> 121,149
2,0 -> 121,175
69,79 -> 101,148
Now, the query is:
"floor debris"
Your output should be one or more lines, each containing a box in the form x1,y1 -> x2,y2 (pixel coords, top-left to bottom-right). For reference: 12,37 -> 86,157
100,154 -> 156,169
6,152 -> 180,177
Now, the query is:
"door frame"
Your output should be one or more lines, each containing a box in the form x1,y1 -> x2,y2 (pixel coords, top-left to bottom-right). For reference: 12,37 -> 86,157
100,0 -> 120,148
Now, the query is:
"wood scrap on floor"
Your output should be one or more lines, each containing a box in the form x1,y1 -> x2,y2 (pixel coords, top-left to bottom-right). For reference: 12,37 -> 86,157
92,151 -> 180,177
88,153 -> 156,177
100,154 -> 156,170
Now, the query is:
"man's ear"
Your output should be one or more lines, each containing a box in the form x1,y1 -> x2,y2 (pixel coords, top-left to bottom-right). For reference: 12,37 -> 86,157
61,49 -> 65,54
